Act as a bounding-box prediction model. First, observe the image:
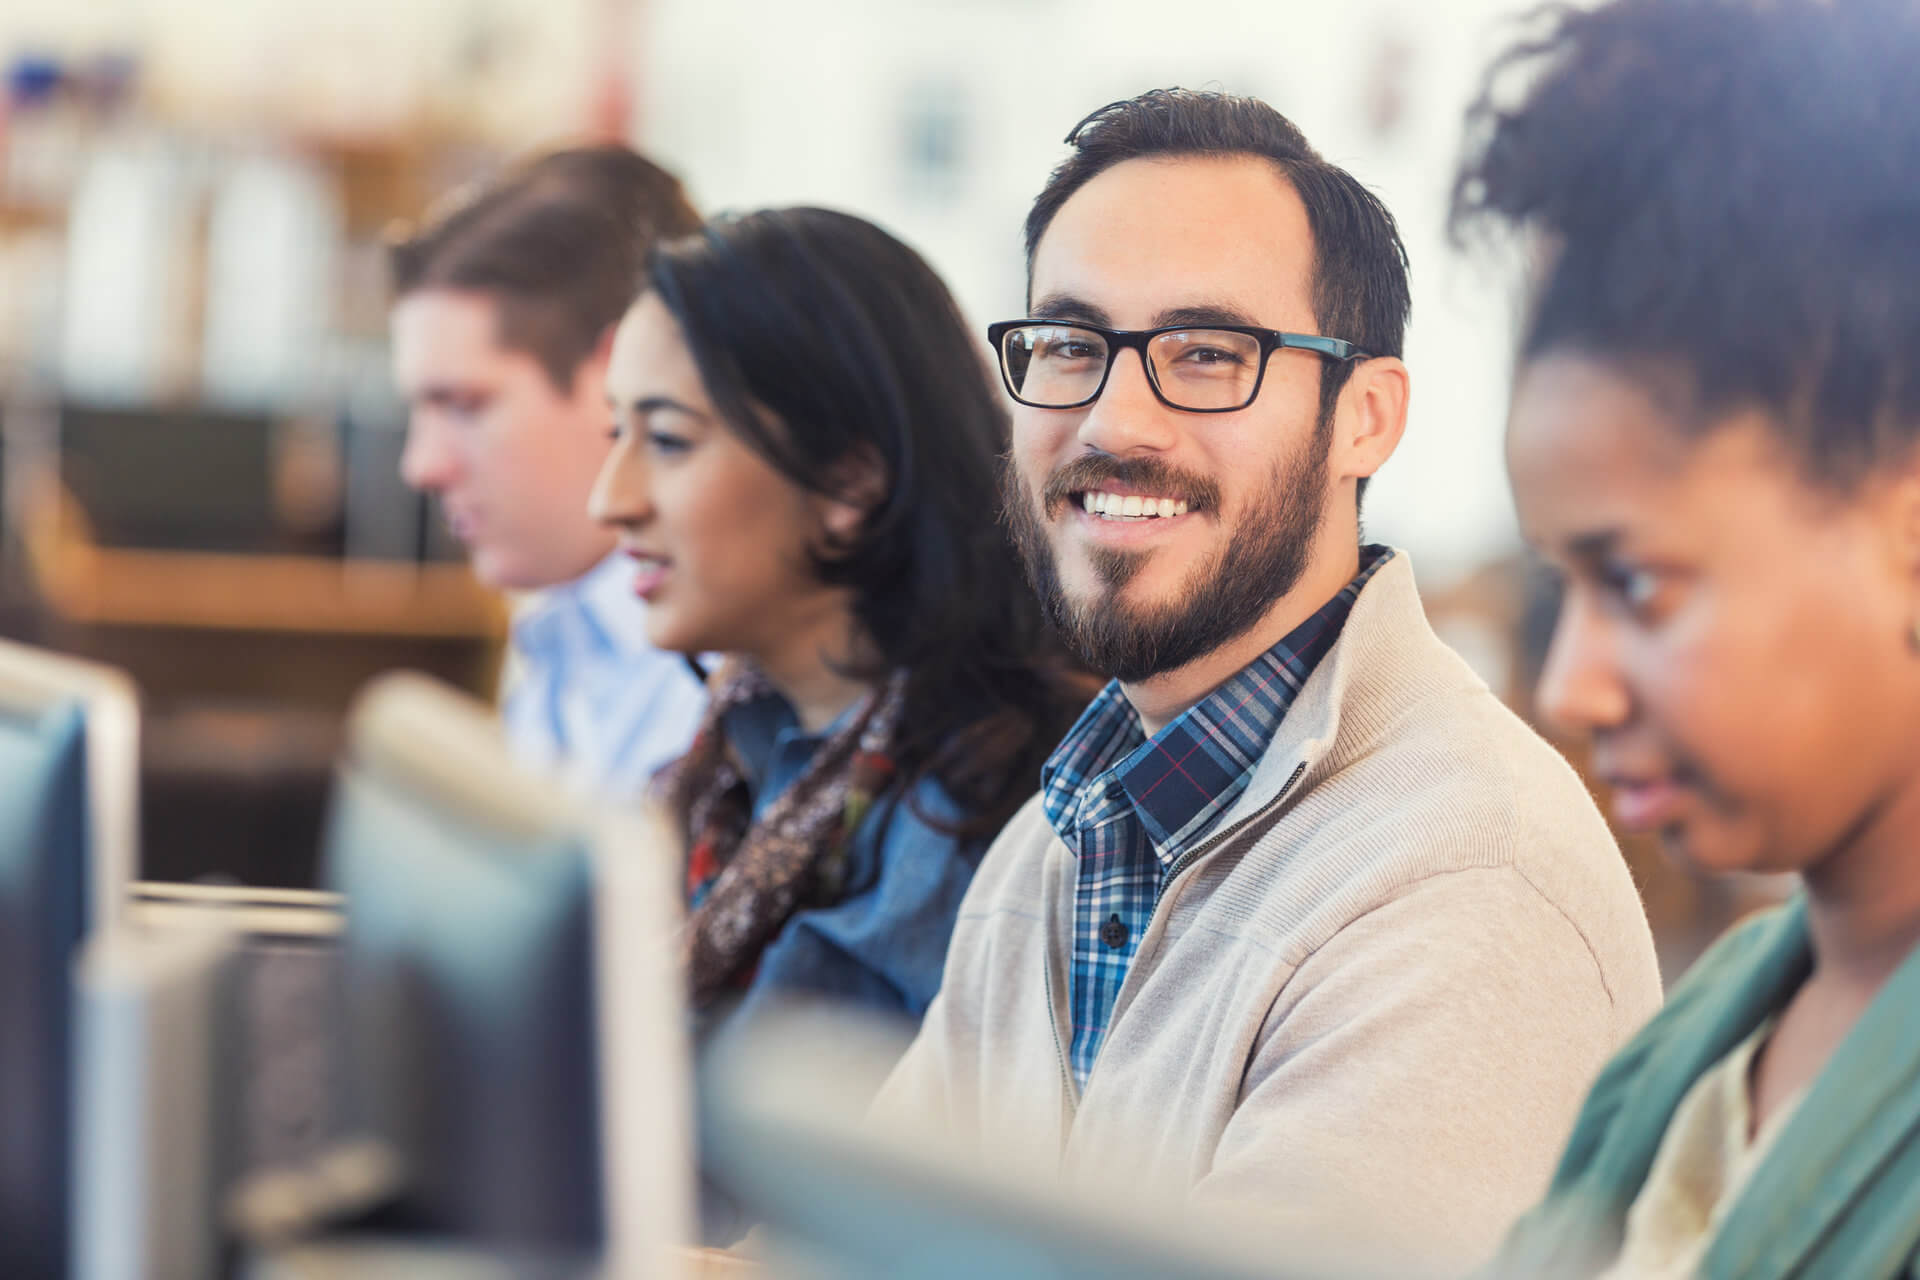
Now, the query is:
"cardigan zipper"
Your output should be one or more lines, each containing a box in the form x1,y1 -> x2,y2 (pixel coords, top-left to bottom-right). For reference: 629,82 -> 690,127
1042,946 -> 1077,1124
1155,760 -> 1308,903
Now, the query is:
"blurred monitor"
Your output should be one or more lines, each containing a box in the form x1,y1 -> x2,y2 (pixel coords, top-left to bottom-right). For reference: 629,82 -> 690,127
334,344 -> 463,567
0,692 -> 89,1278
703,1013 -> 1323,1280
56,401 -> 456,565
59,401 -> 277,552
58,402 -> 338,556
320,674 -> 690,1275
339,416 -> 427,564
0,640 -> 141,1278
71,923 -> 237,1280
0,638 -> 140,934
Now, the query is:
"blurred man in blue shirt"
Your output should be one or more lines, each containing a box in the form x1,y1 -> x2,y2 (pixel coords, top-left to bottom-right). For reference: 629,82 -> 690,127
389,145 -> 707,797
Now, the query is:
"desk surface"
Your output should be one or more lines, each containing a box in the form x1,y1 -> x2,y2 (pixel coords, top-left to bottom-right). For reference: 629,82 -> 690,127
244,1240 -> 768,1279
130,881 -> 343,938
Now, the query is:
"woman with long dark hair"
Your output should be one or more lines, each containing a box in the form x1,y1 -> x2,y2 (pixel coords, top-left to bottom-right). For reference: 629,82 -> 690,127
1455,0 -> 1920,1274
590,206 -> 1088,1030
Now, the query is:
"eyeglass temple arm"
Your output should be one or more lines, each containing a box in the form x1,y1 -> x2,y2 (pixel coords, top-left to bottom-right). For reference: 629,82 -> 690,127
1280,334 -> 1370,361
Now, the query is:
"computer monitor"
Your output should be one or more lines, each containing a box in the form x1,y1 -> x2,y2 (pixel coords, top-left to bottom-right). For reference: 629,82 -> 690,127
702,1012 -> 1326,1280
0,640 -> 139,1280
321,673 -> 690,1277
70,922 -> 237,1280
0,695 -> 89,1279
56,403 -> 296,555
0,638 -> 141,935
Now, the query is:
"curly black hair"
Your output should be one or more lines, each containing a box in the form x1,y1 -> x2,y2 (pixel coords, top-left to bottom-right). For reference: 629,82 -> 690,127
1451,0 -> 1920,491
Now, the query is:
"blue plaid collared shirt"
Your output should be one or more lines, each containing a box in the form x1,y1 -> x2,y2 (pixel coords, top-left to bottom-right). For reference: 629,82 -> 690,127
1039,545 -> 1394,1089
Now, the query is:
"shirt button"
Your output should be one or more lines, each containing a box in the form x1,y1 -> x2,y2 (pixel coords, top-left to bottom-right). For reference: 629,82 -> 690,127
1100,914 -> 1129,949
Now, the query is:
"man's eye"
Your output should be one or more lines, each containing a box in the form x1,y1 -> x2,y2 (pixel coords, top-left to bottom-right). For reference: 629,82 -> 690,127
1601,563 -> 1664,614
1179,346 -> 1245,366
1036,339 -> 1099,362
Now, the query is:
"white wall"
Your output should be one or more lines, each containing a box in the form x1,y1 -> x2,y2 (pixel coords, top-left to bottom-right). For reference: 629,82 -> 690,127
3,0 -> 1539,582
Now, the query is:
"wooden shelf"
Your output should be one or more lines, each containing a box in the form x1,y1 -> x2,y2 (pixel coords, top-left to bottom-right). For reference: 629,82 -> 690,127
21,482 -> 506,639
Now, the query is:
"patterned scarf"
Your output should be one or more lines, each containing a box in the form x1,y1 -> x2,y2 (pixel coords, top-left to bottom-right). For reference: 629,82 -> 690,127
667,658 -> 906,1007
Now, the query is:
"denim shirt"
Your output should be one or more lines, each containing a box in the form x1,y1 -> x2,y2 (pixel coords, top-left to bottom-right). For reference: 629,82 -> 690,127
717,688 -> 986,1032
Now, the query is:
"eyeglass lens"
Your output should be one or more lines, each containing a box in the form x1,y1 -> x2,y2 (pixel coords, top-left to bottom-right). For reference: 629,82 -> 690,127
1000,324 -> 1264,411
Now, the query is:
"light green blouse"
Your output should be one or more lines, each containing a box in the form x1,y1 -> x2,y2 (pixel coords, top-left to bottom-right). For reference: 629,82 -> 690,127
1598,1019 -> 1803,1279
1487,897 -> 1920,1279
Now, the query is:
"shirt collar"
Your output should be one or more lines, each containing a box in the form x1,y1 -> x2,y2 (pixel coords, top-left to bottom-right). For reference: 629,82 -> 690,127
512,551 -> 656,663
1040,544 -> 1394,861
720,683 -> 866,796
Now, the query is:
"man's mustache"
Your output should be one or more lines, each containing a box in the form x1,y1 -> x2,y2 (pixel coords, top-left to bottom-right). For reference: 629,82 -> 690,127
1038,454 -> 1222,521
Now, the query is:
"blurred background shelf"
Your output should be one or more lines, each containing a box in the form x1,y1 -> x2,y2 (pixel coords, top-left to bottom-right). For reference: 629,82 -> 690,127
30,522 -> 504,639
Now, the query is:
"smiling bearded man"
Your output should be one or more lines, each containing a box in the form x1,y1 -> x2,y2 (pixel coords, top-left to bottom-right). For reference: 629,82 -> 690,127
1004,391 -> 1328,684
871,88 -> 1663,1274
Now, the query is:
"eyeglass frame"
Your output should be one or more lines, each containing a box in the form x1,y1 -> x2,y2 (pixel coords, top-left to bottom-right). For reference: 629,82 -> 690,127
985,319 -> 1372,414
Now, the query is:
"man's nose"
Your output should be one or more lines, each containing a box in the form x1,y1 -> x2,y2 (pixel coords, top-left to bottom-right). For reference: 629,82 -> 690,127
1075,349 -> 1182,456
399,416 -> 460,492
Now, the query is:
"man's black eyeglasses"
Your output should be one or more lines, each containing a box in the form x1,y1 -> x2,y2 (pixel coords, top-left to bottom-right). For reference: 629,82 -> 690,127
986,320 -> 1370,413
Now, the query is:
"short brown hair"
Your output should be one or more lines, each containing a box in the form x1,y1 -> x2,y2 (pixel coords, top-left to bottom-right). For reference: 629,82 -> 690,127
389,144 -> 701,389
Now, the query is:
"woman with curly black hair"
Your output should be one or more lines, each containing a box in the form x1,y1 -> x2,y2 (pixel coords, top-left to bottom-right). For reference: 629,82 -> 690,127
1455,0 -> 1920,1274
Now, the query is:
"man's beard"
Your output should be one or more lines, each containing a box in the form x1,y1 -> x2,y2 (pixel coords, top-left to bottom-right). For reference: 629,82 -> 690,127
1003,417 -> 1332,684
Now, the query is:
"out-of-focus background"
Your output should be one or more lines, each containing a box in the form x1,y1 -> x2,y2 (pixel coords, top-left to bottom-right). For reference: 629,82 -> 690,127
0,0 -> 1774,974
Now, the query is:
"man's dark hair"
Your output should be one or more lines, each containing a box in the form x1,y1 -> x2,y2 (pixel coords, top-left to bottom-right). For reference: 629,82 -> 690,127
1451,0 -> 1920,492
1025,87 -> 1412,476
389,144 -> 701,390
650,208 -> 1093,838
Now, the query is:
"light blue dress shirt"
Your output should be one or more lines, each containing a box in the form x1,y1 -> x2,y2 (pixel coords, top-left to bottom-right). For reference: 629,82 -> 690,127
501,551 -> 707,802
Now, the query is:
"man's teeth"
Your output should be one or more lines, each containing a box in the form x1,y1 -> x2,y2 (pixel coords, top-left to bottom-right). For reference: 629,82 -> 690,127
1080,491 -> 1189,519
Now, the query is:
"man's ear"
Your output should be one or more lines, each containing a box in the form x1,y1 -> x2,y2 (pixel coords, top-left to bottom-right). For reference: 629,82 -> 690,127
1332,356 -> 1411,483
